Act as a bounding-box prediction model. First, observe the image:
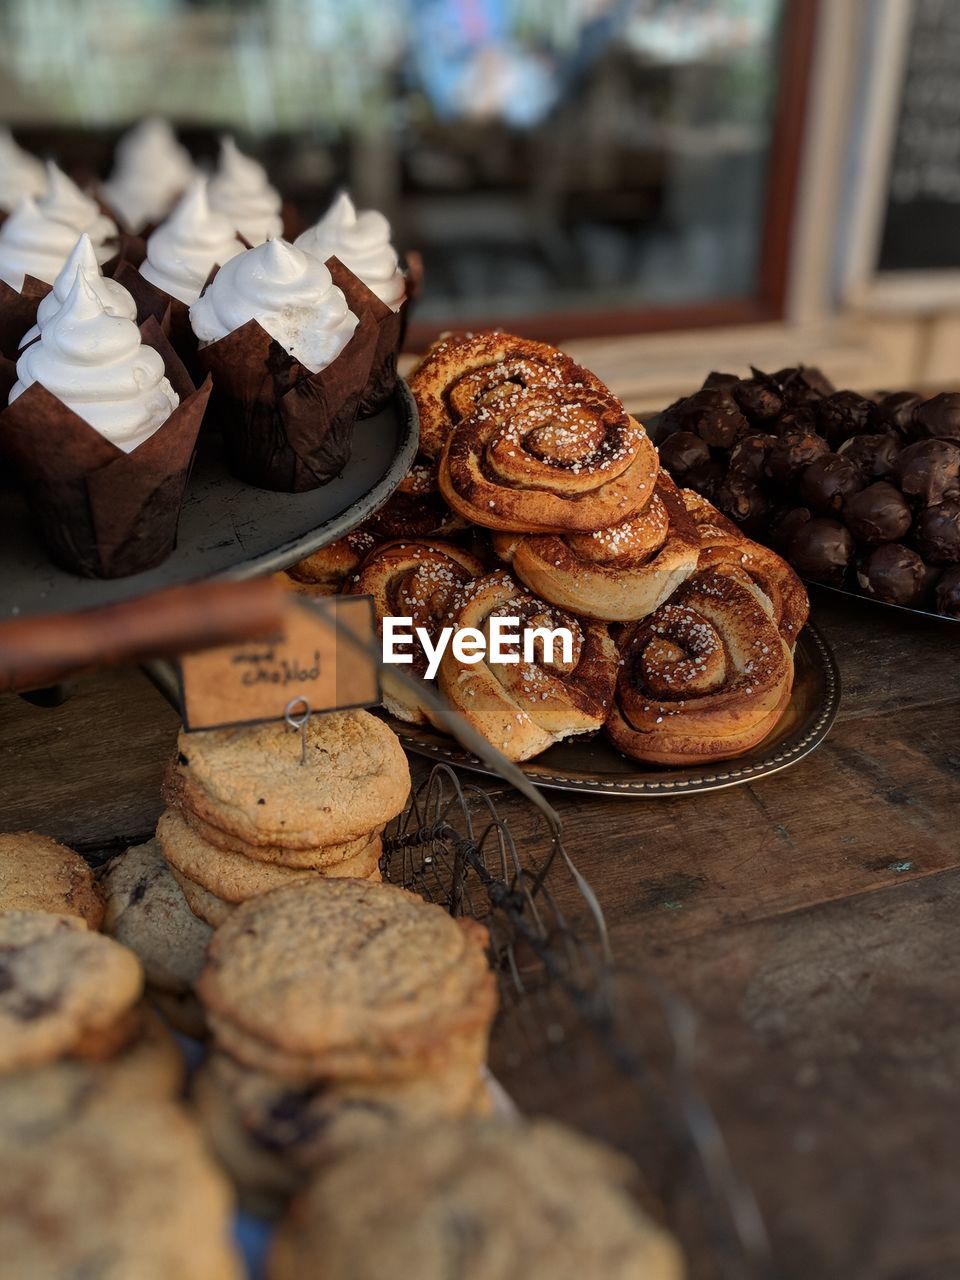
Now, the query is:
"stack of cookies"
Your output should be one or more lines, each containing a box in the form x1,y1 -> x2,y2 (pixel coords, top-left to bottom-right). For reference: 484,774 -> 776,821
191,877 -> 498,1216
0,830 -> 189,1072
0,896 -> 242,1275
157,709 -> 411,927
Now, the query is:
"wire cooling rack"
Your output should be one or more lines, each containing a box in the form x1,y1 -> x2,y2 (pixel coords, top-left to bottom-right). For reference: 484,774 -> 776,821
382,764 -> 773,1280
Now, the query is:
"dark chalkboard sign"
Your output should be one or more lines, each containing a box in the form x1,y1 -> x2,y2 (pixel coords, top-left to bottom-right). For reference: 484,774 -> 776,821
877,0 -> 960,273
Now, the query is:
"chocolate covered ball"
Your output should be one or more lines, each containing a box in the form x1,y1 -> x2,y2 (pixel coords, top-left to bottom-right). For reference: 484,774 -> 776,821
715,473 -> 770,530
769,506 -> 811,551
769,407 -> 818,438
787,517 -> 854,584
656,396 -> 688,439
684,458 -> 725,502
915,499 -> 960,564
657,430 -> 711,482
765,427 -> 830,488
837,432 -> 901,480
876,390 -> 922,435
728,432 -> 777,482
935,565 -> 960,618
669,388 -> 749,449
857,543 -> 927,607
843,481 -> 913,544
798,452 -> 864,513
912,392 -> 960,443
773,364 -> 835,407
896,439 -> 960,507
701,370 -> 739,390
733,375 -> 782,423
816,391 -> 876,448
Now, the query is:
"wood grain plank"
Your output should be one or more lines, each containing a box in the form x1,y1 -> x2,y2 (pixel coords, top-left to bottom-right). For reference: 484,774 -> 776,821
807,593 -> 959,719
0,668 -> 179,852
631,870 -> 960,1279
427,697 -> 960,951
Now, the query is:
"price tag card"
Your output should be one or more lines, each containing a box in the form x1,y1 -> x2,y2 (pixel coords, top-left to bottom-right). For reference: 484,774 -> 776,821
178,594 -> 380,731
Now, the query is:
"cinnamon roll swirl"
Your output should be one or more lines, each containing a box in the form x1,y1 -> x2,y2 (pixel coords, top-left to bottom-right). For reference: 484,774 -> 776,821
606,571 -> 794,766
345,539 -> 485,725
436,570 -> 618,762
286,528 -> 380,595
409,330 -> 609,459
365,454 -> 467,540
681,489 -> 809,647
493,471 -> 699,622
438,384 -> 658,533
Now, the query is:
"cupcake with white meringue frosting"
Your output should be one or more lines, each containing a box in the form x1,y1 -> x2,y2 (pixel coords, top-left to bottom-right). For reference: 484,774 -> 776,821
0,197 -> 81,291
11,270 -> 178,450
296,191 -> 411,414
101,118 -> 196,234
207,137 -> 283,246
38,162 -> 118,261
21,233 -> 137,347
189,236 -> 377,491
0,197 -> 78,358
140,177 -> 243,306
0,130 -> 47,215
0,267 -> 211,577
296,191 -> 405,311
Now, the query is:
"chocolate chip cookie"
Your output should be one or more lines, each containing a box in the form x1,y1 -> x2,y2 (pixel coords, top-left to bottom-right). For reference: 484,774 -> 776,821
197,879 -> 496,1082
166,710 -> 410,849
0,912 -> 144,1073
101,839 -> 212,994
0,1091 -> 242,1279
268,1118 -> 685,1280
0,832 -> 103,928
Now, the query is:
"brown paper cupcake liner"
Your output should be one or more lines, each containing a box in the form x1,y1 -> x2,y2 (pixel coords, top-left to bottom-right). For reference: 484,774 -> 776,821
0,317 -> 210,578
326,258 -> 407,419
196,261 -> 379,493
113,260 -> 203,381
0,275 -> 51,360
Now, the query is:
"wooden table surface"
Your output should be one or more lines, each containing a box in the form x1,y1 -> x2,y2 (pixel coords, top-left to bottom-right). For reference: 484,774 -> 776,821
1,591 -> 957,1279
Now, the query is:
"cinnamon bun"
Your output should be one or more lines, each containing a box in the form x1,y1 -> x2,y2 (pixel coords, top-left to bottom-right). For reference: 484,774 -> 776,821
681,489 -> 809,647
606,570 -> 794,766
286,528 -> 380,595
409,330 -> 609,459
438,384 -> 658,533
365,454 -> 467,540
493,471 -> 699,622
345,539 -> 485,725
436,570 -> 618,762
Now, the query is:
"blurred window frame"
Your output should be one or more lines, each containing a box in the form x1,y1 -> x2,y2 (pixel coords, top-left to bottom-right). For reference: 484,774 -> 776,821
404,0 -> 820,349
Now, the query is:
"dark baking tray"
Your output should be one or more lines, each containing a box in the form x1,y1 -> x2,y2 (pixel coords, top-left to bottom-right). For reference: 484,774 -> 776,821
806,579 -> 959,625
392,621 -> 840,797
0,381 -> 419,620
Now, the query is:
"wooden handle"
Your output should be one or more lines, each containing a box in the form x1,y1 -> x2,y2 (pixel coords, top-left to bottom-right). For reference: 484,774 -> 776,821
0,577 -> 287,694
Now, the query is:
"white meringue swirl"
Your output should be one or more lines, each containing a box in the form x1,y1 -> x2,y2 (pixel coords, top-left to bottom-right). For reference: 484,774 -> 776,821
296,191 -> 405,310
38,162 -> 117,261
207,137 -> 283,246
101,117 -> 196,233
21,233 -> 137,346
139,176 -> 243,305
0,197 -> 85,290
0,130 -> 47,214
189,237 -> 358,373
10,268 -> 179,452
